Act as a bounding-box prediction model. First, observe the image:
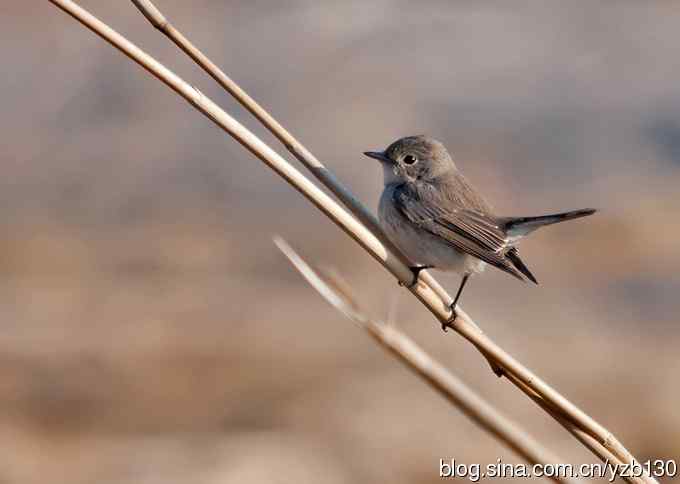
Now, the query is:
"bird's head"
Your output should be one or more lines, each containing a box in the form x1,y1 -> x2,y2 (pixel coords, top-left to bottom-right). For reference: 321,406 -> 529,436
364,135 -> 456,185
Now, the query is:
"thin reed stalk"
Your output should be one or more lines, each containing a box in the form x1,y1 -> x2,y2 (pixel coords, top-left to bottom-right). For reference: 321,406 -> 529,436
47,1 -> 657,482
275,237 -> 581,484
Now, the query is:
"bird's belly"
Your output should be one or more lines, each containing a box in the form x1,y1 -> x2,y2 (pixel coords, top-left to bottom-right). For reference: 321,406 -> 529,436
378,194 -> 485,275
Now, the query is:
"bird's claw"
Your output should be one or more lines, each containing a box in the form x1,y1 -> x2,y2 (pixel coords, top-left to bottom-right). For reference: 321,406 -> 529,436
400,265 -> 433,288
443,302 -> 459,332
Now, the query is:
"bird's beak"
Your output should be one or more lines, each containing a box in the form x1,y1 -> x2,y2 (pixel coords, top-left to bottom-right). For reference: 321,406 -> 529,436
363,151 -> 391,163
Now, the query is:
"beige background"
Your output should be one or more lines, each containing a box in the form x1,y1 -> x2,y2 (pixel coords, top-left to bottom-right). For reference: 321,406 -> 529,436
1,1 -> 679,482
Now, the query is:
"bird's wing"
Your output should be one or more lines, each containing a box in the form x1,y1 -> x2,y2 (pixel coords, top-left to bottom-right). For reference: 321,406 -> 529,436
392,183 -> 525,281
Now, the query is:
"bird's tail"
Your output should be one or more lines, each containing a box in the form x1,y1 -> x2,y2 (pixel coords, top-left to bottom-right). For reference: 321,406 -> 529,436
503,208 -> 597,239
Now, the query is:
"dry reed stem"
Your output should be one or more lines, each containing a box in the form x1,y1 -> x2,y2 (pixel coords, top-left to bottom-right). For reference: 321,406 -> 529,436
128,0 -> 419,275
127,4 -> 654,482
275,237 -> 582,484
47,1 -> 657,482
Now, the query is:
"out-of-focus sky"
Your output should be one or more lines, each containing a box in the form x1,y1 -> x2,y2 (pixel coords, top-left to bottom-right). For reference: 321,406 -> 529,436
1,2 -> 678,483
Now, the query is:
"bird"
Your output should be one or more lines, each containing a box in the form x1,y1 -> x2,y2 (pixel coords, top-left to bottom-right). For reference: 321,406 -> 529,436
364,135 -> 596,330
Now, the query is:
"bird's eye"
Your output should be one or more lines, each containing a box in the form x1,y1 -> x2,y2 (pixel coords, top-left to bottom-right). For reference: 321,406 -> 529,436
403,154 -> 417,165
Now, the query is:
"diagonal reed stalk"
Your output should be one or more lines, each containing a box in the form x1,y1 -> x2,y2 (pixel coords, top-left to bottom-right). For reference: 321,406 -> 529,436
47,1 -> 657,482
274,237 -> 580,484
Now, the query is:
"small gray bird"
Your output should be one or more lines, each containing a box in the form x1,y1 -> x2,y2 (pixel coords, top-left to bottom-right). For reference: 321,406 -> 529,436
364,135 -> 596,329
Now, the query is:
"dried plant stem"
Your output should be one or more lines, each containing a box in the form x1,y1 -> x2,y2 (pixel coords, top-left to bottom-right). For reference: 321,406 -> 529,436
128,5 -> 654,483
275,238 -> 585,484
48,1 -> 656,483
128,0 -> 417,274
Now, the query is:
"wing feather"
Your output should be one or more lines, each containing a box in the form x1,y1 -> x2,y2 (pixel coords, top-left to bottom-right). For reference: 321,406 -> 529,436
393,183 -> 525,281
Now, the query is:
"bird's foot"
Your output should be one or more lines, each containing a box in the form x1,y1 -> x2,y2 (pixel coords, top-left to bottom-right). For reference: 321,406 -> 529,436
400,265 -> 433,288
442,302 -> 459,332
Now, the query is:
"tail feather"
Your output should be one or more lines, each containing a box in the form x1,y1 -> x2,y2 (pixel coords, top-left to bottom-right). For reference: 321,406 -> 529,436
504,208 -> 596,237
501,208 -> 596,284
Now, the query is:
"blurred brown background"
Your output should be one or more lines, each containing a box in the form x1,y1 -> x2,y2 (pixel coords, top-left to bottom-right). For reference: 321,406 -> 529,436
1,1 -> 679,482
